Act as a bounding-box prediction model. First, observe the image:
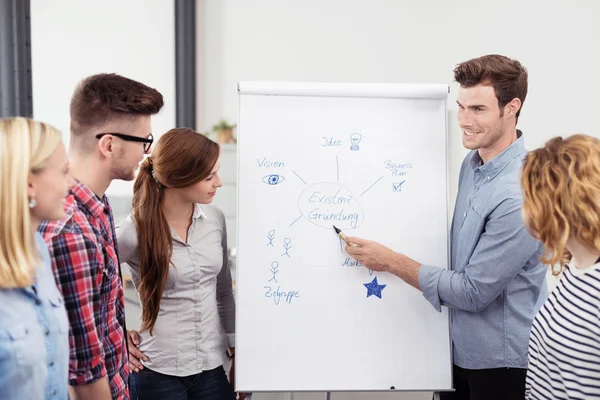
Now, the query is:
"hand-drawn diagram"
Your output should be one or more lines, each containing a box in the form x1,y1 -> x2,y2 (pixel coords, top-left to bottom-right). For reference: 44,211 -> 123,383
392,180 -> 406,192
296,182 -> 364,230
281,238 -> 292,258
263,259 -> 300,305
268,261 -> 279,283
363,276 -> 387,299
350,132 -> 362,151
258,131 -> 409,300
262,174 -> 285,185
266,229 -> 275,246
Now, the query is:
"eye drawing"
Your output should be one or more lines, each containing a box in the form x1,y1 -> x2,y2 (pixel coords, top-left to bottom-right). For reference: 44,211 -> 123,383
262,174 -> 285,185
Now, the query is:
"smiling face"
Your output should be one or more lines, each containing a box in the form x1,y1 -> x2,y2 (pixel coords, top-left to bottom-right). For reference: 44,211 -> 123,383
178,159 -> 223,204
28,143 -> 74,223
457,84 -> 521,163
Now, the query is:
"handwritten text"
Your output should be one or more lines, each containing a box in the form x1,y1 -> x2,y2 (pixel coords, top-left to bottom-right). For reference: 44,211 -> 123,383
321,136 -> 342,147
384,160 -> 412,176
264,286 -> 300,305
308,190 -> 352,205
257,157 -> 285,168
307,208 -> 360,228
341,257 -> 363,267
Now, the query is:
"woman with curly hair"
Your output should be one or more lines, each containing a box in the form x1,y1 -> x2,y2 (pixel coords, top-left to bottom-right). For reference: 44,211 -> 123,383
521,134 -> 600,399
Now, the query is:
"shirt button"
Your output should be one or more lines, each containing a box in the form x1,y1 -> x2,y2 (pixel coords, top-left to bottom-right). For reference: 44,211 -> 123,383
50,361 -> 55,367
463,212 -> 467,217
487,176 -> 490,180
45,329 -> 50,336
52,389 -> 57,396
35,299 -> 42,305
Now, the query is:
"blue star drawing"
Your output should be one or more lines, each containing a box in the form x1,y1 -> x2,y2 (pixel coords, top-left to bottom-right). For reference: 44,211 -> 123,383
363,277 -> 386,299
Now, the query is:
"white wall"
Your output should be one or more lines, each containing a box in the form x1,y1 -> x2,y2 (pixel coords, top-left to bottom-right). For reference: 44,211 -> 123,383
22,1 -> 599,398
30,0 -> 176,197
198,0 -> 600,208
197,1 -> 598,398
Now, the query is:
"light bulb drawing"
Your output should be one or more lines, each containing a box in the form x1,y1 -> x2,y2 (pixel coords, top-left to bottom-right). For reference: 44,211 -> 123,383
350,132 -> 362,151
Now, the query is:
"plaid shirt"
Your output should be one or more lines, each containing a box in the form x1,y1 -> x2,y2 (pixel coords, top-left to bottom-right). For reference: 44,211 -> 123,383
39,181 -> 129,400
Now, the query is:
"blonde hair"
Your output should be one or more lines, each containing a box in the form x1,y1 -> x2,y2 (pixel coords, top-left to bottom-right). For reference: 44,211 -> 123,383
0,117 -> 62,288
521,134 -> 600,275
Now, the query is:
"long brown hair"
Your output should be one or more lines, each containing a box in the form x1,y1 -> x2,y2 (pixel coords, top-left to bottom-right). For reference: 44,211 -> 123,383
521,134 -> 600,275
132,128 -> 220,334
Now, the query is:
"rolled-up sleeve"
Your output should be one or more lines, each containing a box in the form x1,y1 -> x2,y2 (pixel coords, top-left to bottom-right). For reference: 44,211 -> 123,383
418,197 -> 540,313
418,264 -> 446,312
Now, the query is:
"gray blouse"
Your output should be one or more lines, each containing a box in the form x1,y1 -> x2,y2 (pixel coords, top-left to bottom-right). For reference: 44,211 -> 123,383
116,204 -> 235,377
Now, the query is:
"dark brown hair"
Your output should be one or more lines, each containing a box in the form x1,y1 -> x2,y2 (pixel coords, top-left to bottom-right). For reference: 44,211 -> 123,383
454,54 -> 528,121
70,73 -> 164,141
133,128 -> 220,335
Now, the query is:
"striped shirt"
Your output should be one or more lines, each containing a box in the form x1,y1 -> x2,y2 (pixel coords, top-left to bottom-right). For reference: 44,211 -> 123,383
526,262 -> 600,399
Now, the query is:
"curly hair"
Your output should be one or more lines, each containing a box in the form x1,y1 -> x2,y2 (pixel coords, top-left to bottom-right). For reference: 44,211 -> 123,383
521,134 -> 600,274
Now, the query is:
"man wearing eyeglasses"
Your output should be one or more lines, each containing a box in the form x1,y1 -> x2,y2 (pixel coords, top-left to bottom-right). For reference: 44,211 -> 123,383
39,73 -> 164,400
94,132 -> 155,177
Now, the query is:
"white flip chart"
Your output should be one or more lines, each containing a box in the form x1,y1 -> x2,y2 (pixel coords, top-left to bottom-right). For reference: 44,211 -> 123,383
235,82 -> 452,392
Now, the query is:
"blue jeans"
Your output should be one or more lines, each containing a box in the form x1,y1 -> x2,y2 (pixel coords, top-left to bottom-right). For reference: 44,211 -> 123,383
129,365 -> 236,400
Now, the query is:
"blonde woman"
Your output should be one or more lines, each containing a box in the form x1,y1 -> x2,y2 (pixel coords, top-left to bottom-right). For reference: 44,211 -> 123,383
521,134 -> 600,399
0,117 -> 73,399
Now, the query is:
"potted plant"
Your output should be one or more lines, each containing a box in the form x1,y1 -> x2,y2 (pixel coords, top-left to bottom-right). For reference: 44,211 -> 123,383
212,119 -> 237,144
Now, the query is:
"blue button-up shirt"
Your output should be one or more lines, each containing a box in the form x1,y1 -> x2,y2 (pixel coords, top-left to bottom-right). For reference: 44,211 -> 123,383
0,232 -> 70,399
419,132 -> 548,369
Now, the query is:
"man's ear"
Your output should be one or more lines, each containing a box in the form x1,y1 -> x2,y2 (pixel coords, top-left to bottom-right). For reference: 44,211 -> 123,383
97,135 -> 114,158
504,98 -> 522,119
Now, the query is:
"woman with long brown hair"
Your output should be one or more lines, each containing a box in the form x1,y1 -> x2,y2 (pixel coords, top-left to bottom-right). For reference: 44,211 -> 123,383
116,128 -> 237,400
521,134 -> 600,399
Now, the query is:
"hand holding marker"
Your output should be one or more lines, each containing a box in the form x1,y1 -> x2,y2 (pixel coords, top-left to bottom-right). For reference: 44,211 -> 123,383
333,225 -> 357,247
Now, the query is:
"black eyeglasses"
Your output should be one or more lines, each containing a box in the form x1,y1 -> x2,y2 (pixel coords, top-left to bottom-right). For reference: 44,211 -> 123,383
95,133 -> 154,153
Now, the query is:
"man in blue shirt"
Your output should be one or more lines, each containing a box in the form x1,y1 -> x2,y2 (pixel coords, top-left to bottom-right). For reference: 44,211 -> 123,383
346,54 -> 547,400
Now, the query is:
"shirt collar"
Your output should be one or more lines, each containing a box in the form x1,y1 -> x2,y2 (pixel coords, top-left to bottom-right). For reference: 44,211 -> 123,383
192,203 -> 208,220
469,130 -> 525,180
568,260 -> 600,276
71,181 -> 110,219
